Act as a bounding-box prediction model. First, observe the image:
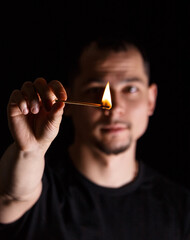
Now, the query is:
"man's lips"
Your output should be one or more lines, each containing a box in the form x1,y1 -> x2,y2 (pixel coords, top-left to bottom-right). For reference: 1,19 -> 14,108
100,124 -> 129,133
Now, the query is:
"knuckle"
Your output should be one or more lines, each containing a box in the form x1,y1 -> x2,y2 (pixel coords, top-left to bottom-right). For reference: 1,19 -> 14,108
21,82 -> 34,94
11,89 -> 21,99
49,80 -> 67,95
22,81 -> 33,89
9,90 -> 24,106
50,79 -> 59,84
48,80 -> 60,90
34,77 -> 47,85
12,89 -> 20,95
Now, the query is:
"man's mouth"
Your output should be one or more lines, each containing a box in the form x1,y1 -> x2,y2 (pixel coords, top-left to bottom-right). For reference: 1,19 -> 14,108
100,123 -> 129,134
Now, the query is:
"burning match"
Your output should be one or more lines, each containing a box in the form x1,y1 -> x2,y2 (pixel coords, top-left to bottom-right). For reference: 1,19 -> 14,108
56,82 -> 112,110
56,100 -> 111,109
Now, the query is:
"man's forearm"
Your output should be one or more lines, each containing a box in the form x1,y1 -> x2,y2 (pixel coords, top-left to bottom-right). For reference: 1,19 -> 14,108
0,143 -> 44,223
0,142 -> 45,201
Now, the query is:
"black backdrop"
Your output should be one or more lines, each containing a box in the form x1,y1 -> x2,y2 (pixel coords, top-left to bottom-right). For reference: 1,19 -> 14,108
1,1 -> 190,188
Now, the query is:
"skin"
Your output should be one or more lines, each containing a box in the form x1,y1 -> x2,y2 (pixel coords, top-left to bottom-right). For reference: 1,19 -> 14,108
0,79 -> 67,223
69,44 -> 157,187
0,43 -> 157,223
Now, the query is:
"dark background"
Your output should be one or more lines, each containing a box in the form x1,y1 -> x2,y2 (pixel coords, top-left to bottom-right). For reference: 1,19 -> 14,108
1,1 -> 190,188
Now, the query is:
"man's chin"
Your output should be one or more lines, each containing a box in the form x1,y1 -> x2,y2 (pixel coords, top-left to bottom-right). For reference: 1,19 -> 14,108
95,138 -> 132,155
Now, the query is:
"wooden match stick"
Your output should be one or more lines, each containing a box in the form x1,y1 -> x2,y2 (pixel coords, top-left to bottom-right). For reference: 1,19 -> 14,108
56,100 -> 111,110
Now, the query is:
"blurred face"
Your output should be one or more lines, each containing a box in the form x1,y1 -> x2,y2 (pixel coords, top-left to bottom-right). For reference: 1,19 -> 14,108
69,43 -> 157,155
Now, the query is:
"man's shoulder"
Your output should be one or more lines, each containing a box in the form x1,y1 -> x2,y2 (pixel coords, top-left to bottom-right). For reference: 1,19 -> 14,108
140,161 -> 190,203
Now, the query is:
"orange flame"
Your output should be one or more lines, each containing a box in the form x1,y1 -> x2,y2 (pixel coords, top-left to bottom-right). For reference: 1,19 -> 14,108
101,82 -> 112,110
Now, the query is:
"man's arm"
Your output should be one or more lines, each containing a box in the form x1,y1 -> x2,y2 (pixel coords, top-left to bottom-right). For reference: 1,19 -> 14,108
0,143 -> 44,223
0,78 -> 67,223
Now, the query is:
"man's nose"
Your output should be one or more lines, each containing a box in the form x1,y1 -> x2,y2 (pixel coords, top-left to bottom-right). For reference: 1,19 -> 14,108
103,91 -> 125,117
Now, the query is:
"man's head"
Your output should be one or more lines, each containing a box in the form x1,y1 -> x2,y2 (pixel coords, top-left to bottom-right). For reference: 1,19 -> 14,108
67,36 -> 151,89
66,36 -> 157,155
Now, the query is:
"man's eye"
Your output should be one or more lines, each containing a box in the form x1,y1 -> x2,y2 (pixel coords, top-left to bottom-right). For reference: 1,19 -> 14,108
124,86 -> 139,93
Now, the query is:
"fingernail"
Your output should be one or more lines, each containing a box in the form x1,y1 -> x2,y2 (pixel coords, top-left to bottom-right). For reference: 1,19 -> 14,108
31,105 -> 39,114
23,108 -> 29,115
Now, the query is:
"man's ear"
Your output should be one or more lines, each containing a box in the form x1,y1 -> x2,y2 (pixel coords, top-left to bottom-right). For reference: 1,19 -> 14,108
148,83 -> 158,116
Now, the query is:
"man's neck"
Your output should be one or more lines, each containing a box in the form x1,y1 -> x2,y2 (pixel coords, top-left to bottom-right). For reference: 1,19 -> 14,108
69,142 -> 138,188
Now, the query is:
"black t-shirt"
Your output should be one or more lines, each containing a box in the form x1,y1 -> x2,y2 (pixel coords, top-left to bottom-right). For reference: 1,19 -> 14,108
1,156 -> 190,240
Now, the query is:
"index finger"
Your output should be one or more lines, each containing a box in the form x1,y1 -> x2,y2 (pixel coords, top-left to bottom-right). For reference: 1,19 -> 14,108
48,80 -> 67,102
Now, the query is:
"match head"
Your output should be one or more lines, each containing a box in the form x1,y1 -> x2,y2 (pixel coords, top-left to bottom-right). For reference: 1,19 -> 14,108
101,105 -> 112,110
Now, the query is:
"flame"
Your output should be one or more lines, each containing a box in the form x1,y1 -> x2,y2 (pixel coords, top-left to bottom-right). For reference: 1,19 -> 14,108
101,82 -> 112,110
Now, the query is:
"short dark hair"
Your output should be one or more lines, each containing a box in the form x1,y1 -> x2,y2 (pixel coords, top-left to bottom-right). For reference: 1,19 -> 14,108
65,34 -> 151,88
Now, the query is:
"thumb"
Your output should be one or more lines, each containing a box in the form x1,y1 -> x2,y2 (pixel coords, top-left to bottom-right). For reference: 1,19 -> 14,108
47,101 -> 65,129
46,80 -> 67,127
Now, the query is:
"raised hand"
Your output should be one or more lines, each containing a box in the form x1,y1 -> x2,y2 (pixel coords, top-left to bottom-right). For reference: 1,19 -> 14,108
7,77 -> 67,153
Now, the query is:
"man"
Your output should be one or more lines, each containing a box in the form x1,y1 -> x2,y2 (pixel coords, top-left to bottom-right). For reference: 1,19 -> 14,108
0,36 -> 190,239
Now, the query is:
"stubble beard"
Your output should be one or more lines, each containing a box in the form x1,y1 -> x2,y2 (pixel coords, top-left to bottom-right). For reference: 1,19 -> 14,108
94,135 -> 133,155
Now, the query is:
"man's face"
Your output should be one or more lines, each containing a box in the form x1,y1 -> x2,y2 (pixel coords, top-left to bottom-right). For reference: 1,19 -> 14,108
69,43 -> 157,155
